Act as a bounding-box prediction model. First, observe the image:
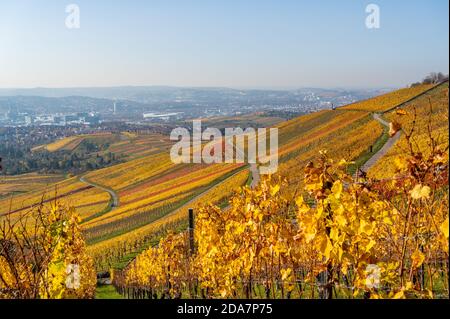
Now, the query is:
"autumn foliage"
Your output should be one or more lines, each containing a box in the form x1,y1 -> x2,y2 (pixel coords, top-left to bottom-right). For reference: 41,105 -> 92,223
122,133 -> 448,299
0,202 -> 96,299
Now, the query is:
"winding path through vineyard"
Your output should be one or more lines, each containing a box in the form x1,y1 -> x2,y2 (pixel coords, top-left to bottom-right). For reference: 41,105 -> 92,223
79,176 -> 119,209
360,113 -> 402,173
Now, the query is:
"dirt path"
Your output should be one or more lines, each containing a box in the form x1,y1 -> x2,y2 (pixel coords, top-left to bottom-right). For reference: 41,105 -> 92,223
79,176 -> 119,209
359,113 -> 401,173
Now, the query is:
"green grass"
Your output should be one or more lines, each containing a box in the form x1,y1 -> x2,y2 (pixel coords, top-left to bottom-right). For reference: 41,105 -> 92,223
81,196 -> 114,224
245,165 -> 253,186
95,284 -> 123,299
78,175 -> 118,224
0,190 -> 27,200
347,125 -> 389,176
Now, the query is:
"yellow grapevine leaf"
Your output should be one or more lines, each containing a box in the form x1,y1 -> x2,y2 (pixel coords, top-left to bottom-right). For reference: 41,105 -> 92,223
330,228 -> 339,242
365,239 -> 376,253
318,235 -> 333,261
305,227 -> 317,243
411,249 -> 425,269
295,196 -> 304,207
336,214 -> 347,227
440,218 -> 449,239
359,219 -> 375,236
393,290 -> 405,299
331,180 -> 343,198
338,159 -> 355,166
280,268 -> 292,281
394,157 -> 408,171
410,184 -> 431,200
270,184 -> 280,196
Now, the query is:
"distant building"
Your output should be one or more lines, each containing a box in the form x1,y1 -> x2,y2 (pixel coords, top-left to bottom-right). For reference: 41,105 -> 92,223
64,114 -> 78,122
53,116 -> 64,125
76,112 -> 89,118
143,112 -> 181,120
6,109 -> 18,121
85,115 -> 100,125
25,115 -> 33,125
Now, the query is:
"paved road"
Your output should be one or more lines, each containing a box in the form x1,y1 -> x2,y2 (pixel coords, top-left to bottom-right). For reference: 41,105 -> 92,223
359,113 -> 401,173
80,136 -> 260,229
249,163 -> 260,189
373,113 -> 390,127
361,84 -> 444,172
79,176 -> 119,209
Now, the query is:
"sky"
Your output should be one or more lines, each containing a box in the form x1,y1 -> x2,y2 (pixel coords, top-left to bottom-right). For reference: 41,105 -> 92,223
0,0 -> 448,89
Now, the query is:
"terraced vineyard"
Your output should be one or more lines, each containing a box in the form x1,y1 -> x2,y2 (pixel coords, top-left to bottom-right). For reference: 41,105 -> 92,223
273,84 -> 446,192
368,82 -> 449,179
81,160 -> 245,245
106,133 -> 173,160
0,176 -> 111,221
340,84 -> 435,112
33,132 -> 118,152
31,131 -> 172,161
117,82 -> 449,300
88,168 -> 250,270
1,83 -> 447,280
0,173 -> 64,198
85,83 -> 443,270
0,134 -> 252,270
275,110 -> 384,190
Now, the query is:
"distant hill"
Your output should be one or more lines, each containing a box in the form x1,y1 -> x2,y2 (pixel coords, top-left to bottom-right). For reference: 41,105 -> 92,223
0,95 -> 151,115
0,86 -> 389,115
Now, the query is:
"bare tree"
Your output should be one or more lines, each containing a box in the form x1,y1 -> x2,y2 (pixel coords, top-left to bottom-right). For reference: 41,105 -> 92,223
422,72 -> 449,84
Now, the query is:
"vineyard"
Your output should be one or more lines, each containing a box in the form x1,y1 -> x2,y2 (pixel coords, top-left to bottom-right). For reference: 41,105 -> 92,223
0,177 -> 111,221
0,83 -> 448,299
81,162 -> 245,245
34,132 -> 117,152
0,202 -> 97,298
340,84 -> 435,112
106,132 -> 173,160
87,168 -> 250,271
30,131 -> 172,162
119,131 -> 448,299
0,173 -> 64,198
369,82 -> 449,179
114,83 -> 449,299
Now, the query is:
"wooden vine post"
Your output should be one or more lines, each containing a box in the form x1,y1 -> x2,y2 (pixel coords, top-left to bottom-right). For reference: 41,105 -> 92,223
188,208 -> 195,255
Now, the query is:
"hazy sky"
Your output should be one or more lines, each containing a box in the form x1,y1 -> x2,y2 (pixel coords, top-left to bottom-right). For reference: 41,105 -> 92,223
0,0 -> 448,89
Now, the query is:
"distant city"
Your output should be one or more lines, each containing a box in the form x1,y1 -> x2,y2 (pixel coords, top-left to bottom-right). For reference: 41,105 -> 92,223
0,111 -> 101,127
0,86 -> 390,127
